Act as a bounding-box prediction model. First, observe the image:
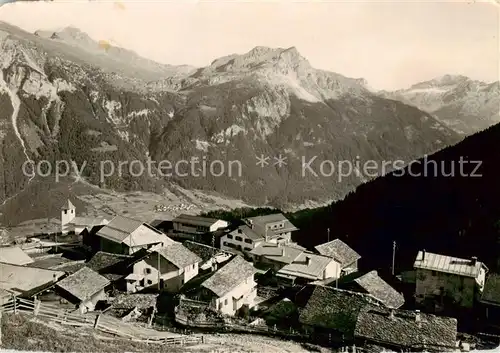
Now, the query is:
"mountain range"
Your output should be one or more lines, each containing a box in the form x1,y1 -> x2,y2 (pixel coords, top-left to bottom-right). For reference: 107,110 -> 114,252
0,21 -> 496,220
380,75 -> 500,135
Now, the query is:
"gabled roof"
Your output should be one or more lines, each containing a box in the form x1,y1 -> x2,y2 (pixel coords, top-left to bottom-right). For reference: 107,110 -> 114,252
0,246 -> 34,265
355,307 -> 457,349
481,274 -> 500,305
230,225 -> 264,241
62,199 -> 75,210
299,286 -> 380,336
201,255 -> 255,297
250,242 -> 303,264
172,214 -> 226,227
277,252 -> 335,280
56,267 -> 110,302
315,239 -> 361,267
413,251 -> 484,278
96,215 -> 169,247
353,270 -> 405,309
246,213 -> 288,224
86,251 -> 133,273
156,243 -> 202,269
96,215 -> 144,243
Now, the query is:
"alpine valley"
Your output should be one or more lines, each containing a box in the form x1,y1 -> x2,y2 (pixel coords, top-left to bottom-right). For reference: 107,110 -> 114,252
0,21 -> 497,224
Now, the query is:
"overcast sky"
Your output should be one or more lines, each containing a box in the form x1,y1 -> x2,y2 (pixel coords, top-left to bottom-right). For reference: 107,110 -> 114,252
0,0 -> 498,90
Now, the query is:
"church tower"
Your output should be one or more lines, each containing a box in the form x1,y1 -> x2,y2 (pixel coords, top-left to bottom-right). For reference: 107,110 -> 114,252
61,199 -> 76,234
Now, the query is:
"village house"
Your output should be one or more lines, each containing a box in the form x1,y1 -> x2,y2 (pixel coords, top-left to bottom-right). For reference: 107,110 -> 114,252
298,285 -> 381,344
0,262 -> 66,298
249,242 -> 305,271
413,250 -> 488,310
0,246 -> 34,266
276,252 -> 341,285
85,215 -> 174,255
333,270 -> 405,309
61,199 -> 109,235
182,240 -> 232,271
172,214 -> 229,235
354,307 -> 458,352
220,213 -> 298,253
479,273 -> 500,327
85,250 -> 150,291
125,242 -> 201,293
315,238 -> 361,276
55,267 -> 110,313
198,255 -> 257,316
104,293 -> 158,322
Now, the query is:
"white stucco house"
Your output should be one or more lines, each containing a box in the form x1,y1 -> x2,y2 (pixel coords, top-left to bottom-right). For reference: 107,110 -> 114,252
199,255 -> 257,316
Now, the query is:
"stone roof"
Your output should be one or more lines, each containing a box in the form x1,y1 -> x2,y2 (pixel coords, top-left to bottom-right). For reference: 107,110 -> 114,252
299,285 -> 380,337
202,255 -> 255,297
481,274 -> 500,305
413,251 -> 485,278
353,270 -> 405,309
156,243 -> 202,269
354,307 -> 457,350
183,240 -> 223,263
56,267 -> 110,302
86,251 -> 133,273
315,239 -> 361,267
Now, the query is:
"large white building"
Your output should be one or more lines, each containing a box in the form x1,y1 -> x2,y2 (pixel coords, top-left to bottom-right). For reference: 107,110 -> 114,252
220,213 -> 298,253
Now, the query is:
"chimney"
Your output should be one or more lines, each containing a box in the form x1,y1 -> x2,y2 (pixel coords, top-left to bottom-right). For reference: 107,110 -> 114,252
306,256 -> 311,266
471,256 -> 477,266
421,249 -> 426,261
281,248 -> 285,257
415,309 -> 421,322
389,309 -> 395,319
238,228 -> 242,234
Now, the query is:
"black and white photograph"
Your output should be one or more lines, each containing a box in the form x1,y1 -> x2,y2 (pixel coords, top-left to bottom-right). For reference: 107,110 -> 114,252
0,0 -> 498,351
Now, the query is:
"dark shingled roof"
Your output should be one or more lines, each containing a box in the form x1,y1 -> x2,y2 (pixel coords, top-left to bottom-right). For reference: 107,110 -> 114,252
56,267 -> 110,302
299,285 -> 380,337
314,239 -> 361,267
355,308 -> 457,350
481,274 -> 500,305
202,255 -> 256,297
156,243 -> 202,269
86,252 -> 133,273
183,240 -> 224,263
353,271 -> 405,309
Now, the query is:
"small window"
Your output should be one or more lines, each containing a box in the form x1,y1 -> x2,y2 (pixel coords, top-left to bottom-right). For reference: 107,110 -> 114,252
235,236 -> 243,242
431,271 -> 437,276
244,247 -> 252,252
219,302 -> 222,310
224,298 -> 228,306
227,234 -> 233,239
145,268 -> 152,274
147,279 -> 153,285
244,239 -> 252,244
64,210 -> 67,215
192,264 -> 195,269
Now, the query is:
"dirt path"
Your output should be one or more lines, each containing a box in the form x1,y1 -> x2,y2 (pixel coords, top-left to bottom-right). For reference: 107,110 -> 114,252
190,333 -> 328,353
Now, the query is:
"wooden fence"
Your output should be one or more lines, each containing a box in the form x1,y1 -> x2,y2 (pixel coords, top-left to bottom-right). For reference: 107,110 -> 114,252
1,296 -> 203,346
